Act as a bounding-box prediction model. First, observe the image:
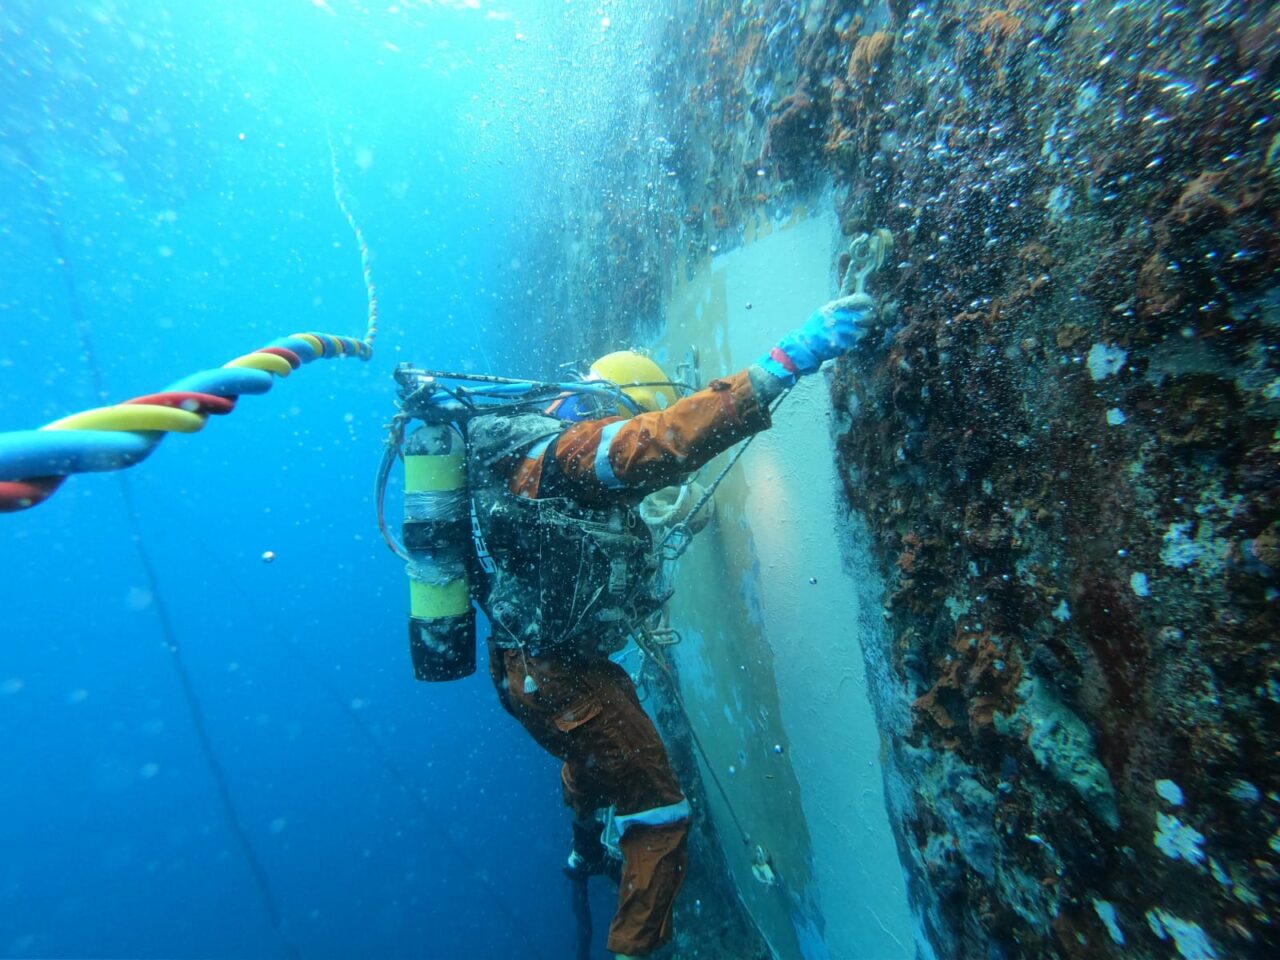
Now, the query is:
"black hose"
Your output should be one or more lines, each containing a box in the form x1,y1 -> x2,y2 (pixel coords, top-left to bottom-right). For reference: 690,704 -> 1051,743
566,871 -> 592,960
119,480 -> 300,960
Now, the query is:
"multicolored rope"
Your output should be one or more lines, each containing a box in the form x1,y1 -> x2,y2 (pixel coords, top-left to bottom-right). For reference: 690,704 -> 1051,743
0,332 -> 371,512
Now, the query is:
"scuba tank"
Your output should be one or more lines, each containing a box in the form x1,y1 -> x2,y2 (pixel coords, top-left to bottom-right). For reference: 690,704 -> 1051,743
377,360 -> 680,682
402,420 -> 476,681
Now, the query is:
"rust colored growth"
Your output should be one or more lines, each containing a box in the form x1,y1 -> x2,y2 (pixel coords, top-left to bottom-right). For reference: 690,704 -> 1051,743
1168,171 -> 1280,283
732,23 -> 764,77
898,530 -> 924,573
913,676 -> 959,731
836,14 -> 864,46
1134,169 -> 1280,321
846,31 -> 895,86
710,204 -> 729,231
991,271 -> 1054,325
826,29 -> 896,163
965,695 -> 1003,732
706,8 -> 733,62
964,631 -> 1024,704
963,3 -> 1029,89
974,7 -> 1024,55
913,630 -> 1024,736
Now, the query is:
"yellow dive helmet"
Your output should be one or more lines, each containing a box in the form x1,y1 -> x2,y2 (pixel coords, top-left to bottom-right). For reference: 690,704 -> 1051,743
590,350 -> 678,414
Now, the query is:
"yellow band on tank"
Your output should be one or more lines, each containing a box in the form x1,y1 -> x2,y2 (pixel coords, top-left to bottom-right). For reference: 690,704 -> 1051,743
410,578 -> 471,618
405,453 -> 465,492
43,404 -> 207,434
225,353 -> 293,377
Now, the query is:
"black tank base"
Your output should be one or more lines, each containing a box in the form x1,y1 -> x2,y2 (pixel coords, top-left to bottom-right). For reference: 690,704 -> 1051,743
409,611 -> 476,682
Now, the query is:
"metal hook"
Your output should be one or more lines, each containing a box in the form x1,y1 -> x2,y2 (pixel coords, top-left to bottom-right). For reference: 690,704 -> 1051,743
841,228 -> 894,296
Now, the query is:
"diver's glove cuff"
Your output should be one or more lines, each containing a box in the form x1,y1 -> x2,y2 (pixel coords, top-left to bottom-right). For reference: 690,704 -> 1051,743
749,364 -> 789,404
757,340 -> 813,387
758,293 -> 875,387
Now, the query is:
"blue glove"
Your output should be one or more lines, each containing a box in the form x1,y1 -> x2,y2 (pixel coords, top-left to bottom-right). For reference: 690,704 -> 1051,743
758,293 -> 875,385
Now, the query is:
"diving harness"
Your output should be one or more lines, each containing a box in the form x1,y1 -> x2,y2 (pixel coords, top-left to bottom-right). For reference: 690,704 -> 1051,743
375,362 -> 700,683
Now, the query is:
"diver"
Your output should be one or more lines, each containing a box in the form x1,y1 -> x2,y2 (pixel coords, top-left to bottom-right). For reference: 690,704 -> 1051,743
462,286 -> 876,959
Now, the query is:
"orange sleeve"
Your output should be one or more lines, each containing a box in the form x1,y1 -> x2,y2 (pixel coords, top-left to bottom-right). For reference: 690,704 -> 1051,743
538,369 -> 771,501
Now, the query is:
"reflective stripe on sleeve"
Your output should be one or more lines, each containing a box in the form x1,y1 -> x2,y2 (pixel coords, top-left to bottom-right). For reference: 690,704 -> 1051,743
526,436 -> 554,461
613,798 -> 691,838
593,420 -> 627,489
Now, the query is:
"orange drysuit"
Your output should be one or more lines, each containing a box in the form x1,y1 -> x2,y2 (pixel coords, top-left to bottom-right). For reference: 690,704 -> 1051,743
486,369 -> 771,956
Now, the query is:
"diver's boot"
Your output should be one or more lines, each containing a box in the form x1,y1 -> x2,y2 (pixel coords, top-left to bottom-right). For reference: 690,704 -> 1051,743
564,818 -> 607,879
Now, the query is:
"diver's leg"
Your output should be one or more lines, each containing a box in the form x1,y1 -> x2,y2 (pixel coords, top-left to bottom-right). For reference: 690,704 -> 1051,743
495,649 -> 690,956
576,659 -> 689,958
609,821 -> 688,957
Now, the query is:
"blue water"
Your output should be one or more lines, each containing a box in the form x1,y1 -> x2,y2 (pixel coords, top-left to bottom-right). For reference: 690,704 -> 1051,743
1,2 -> 615,956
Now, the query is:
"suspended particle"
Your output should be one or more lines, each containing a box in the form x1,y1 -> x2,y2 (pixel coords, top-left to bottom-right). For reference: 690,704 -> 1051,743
262,550 -> 276,564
